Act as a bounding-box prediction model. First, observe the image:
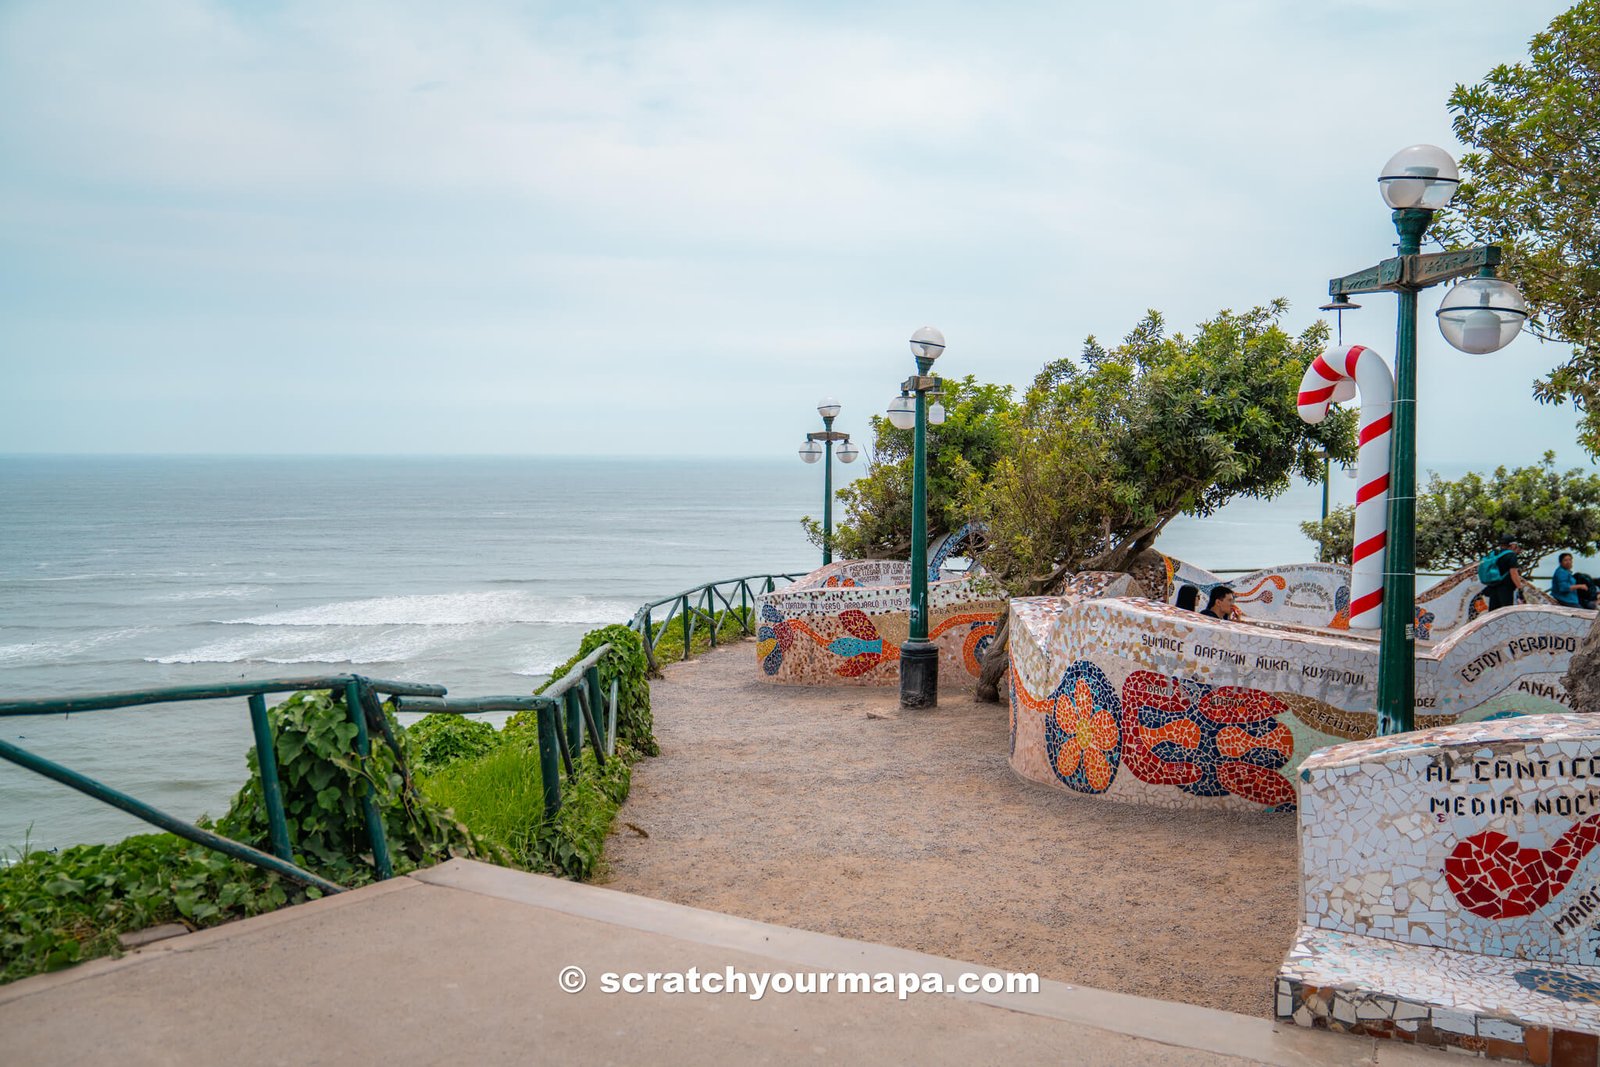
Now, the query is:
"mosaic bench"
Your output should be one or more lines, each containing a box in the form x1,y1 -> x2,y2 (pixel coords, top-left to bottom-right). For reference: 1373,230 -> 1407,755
754,560 -> 1004,688
1278,716 -> 1600,1061
1008,578 -> 1591,811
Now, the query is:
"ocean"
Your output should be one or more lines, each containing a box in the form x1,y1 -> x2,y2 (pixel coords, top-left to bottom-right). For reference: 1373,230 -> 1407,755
0,453 -> 1498,852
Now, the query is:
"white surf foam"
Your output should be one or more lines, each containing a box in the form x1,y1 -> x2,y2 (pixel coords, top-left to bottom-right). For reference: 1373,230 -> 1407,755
225,591 -> 632,628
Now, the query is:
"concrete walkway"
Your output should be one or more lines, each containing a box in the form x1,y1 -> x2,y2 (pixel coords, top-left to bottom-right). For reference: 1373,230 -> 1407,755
1,859 -> 1443,1065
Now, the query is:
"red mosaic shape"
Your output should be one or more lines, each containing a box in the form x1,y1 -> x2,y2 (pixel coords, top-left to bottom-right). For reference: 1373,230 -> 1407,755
1446,815 -> 1600,920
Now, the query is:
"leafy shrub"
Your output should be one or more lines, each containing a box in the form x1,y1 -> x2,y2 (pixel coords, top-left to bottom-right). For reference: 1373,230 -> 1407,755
217,689 -> 476,887
509,624 -> 657,757
524,751 -> 632,880
0,833 -> 289,985
405,713 -> 502,775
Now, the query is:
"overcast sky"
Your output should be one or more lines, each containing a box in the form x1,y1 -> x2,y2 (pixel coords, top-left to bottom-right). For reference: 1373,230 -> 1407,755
0,0 -> 1585,467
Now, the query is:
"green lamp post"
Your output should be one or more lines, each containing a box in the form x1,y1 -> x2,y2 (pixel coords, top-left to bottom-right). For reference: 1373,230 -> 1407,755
1326,144 -> 1528,735
889,326 -> 948,709
799,397 -> 860,566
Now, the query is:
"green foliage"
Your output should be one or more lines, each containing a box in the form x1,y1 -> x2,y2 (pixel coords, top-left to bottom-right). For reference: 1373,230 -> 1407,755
977,303 -> 1356,592
1416,452 -> 1600,568
1299,505 -> 1356,565
0,833 -> 289,985
521,624 -> 656,757
815,376 -> 1016,559
405,713 -> 502,776
416,736 -> 545,860
1440,2 -> 1600,455
217,690 -> 476,887
524,751 -> 632,881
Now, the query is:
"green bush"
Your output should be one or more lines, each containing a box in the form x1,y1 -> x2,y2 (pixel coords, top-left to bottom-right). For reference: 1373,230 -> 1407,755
405,713 -> 502,775
0,833 -> 288,985
524,751 -> 632,880
509,624 -> 657,757
216,689 -> 476,888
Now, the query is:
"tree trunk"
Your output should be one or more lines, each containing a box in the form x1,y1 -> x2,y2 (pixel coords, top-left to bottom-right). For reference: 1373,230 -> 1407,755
974,612 -> 1010,703
1563,612 -> 1600,713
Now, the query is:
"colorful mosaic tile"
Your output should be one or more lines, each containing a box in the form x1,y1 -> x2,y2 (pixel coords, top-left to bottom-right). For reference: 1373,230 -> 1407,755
1278,716 -> 1600,1055
1008,561 -> 1593,812
755,560 -> 1003,689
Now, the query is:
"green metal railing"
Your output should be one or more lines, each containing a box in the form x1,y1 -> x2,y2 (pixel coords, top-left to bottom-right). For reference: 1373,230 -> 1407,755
0,674 -> 448,895
0,571 -> 809,896
627,573 -> 806,672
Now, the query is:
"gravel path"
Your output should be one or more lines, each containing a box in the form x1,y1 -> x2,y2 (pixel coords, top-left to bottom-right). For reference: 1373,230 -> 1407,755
602,640 -> 1299,1018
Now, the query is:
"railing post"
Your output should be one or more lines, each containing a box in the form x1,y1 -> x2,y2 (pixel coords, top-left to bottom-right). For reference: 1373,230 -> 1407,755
707,586 -> 718,648
343,678 -> 393,881
681,594 -> 691,660
642,607 -> 658,672
575,685 -> 606,767
564,688 -> 584,759
585,665 -> 605,748
536,698 -> 562,816
606,678 -> 619,757
246,693 -> 293,862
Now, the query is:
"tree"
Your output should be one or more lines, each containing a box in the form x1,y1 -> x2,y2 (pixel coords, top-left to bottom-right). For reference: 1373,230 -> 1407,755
805,376 -> 1015,559
1299,505 -> 1356,565
1296,453 -> 1600,571
966,302 -> 1356,700
975,301 -> 1356,596
1415,452 -> 1600,568
1440,2 -> 1600,455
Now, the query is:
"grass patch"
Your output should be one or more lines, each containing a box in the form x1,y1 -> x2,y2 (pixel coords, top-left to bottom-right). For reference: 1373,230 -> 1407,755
416,737 -> 543,857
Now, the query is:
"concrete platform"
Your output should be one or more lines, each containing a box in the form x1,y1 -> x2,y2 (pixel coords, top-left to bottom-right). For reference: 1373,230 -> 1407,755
1,859 -> 1446,1065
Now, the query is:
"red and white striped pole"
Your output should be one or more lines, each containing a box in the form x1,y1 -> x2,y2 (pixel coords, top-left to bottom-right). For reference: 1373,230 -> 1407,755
1297,344 -> 1394,630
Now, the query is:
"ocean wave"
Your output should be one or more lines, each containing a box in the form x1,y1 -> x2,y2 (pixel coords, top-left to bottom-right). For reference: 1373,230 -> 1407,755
0,628 -> 152,667
152,586 -> 269,602
223,591 -> 632,628
146,626 -> 451,666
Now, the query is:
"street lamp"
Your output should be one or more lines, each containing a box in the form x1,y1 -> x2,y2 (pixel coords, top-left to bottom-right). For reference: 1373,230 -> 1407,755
799,397 -> 858,565
893,325 -> 946,709
1326,144 -> 1527,736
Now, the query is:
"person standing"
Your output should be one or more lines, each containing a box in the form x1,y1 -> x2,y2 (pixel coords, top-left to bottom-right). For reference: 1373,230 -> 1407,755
1480,537 -> 1525,612
1551,552 -> 1592,608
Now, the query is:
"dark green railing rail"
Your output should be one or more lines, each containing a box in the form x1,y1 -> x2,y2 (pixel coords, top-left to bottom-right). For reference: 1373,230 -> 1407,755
0,674 -> 448,895
627,572 -> 806,672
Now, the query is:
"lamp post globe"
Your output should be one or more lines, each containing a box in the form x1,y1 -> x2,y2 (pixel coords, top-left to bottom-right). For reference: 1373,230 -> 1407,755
1377,144 -> 1460,211
799,440 -> 822,464
928,401 -> 946,426
1437,276 -> 1529,354
909,326 -> 945,364
900,325 -> 946,710
817,396 -> 841,421
838,439 -> 860,464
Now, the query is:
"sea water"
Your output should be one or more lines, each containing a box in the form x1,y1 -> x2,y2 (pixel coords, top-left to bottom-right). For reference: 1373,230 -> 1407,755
0,454 -> 1496,851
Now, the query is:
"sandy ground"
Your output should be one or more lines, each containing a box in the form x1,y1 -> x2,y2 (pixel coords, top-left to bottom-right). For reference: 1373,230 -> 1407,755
602,640 -> 1300,1018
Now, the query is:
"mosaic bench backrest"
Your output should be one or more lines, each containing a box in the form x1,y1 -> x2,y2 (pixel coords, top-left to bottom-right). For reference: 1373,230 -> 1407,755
1154,557 -> 1547,640
1008,590 -> 1590,812
756,562 -> 1004,688
1299,716 -> 1600,964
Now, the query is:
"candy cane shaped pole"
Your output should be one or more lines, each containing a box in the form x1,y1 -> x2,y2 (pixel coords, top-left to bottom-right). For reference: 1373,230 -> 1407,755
1297,344 -> 1394,630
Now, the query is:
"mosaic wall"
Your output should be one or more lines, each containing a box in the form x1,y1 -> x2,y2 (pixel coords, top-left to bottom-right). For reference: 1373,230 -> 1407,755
756,561 -> 1005,688
1278,716 -> 1600,1057
1008,583 -> 1592,812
